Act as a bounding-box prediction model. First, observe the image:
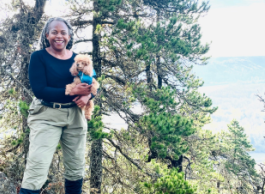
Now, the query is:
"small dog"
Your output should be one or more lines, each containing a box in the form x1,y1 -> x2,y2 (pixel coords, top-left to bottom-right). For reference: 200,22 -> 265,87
65,54 -> 99,120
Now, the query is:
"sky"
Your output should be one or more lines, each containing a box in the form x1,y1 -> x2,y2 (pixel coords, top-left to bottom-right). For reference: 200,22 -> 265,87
199,0 -> 265,57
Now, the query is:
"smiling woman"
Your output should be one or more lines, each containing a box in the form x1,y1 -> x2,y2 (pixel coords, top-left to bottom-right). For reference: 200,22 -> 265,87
19,17 -> 96,194
39,17 -> 74,52
46,21 -> 71,54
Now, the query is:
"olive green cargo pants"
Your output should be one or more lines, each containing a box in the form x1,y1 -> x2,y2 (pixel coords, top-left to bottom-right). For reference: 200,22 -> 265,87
21,98 -> 87,190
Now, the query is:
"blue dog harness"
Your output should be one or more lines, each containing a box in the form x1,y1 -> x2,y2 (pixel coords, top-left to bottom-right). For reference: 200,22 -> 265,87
77,69 -> 96,85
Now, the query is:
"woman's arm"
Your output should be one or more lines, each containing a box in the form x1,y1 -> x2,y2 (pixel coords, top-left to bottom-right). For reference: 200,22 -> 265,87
29,52 -> 91,102
29,52 -> 68,102
69,83 -> 92,96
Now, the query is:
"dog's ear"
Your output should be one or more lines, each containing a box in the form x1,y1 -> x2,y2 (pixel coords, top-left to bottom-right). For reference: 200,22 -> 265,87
83,64 -> 93,76
70,62 -> 78,76
82,56 -> 93,76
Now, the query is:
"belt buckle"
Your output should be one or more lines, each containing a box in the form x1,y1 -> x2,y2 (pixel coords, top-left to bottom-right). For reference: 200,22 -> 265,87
53,103 -> 61,109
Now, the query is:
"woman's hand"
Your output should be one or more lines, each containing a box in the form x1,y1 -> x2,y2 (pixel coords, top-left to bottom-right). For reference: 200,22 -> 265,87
73,94 -> 91,107
69,83 -> 92,96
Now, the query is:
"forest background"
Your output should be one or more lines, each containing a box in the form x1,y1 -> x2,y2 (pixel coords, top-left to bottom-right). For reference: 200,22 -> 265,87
0,0 -> 265,194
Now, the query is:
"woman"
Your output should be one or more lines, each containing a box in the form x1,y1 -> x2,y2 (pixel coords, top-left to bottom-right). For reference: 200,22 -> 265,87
19,17 -> 93,194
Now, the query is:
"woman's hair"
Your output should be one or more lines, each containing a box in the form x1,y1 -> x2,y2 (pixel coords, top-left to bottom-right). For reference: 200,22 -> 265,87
39,17 -> 74,50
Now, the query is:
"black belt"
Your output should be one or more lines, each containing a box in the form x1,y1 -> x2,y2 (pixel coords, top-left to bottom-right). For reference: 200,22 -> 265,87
41,100 -> 77,109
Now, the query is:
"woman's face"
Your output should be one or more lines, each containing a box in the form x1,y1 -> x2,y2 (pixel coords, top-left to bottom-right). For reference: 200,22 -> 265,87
46,21 -> 70,51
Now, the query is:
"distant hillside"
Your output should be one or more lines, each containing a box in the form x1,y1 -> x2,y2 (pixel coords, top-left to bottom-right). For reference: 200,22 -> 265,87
192,56 -> 265,162
193,56 -> 265,86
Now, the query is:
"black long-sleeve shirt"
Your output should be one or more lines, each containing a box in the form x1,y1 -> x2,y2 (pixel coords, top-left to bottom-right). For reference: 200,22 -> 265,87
28,49 -> 95,103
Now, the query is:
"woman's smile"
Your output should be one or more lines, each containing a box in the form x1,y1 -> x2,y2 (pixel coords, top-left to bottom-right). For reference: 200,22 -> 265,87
45,21 -> 70,51
54,40 -> 64,46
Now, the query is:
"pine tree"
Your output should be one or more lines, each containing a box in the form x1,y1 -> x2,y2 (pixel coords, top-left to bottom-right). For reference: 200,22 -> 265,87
206,120 -> 258,193
182,120 -> 258,193
222,120 -> 257,192
141,165 -> 196,194
68,0 -> 216,193
184,128 -> 221,193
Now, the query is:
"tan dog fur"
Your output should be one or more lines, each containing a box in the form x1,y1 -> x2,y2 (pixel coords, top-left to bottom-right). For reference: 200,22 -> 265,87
65,54 -> 99,120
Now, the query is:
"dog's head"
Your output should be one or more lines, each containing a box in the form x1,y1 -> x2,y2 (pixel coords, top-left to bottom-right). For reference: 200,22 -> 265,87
70,54 -> 93,76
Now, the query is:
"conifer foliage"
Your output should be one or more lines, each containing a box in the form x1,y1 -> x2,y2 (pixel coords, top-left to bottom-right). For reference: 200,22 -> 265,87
215,120 -> 258,193
141,167 -> 196,194
68,0 -> 216,193
0,0 -> 262,194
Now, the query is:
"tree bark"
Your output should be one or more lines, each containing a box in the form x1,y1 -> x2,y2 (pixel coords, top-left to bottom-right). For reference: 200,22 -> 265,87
90,2 -> 103,193
146,63 -> 152,91
156,10 -> 162,89
90,139 -> 103,194
17,0 -> 47,163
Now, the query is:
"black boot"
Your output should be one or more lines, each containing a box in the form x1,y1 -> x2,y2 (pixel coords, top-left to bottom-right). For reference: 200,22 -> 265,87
19,188 -> 40,194
65,178 -> 83,194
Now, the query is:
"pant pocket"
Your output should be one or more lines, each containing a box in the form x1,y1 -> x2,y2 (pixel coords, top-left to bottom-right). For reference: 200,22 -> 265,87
28,98 -> 45,115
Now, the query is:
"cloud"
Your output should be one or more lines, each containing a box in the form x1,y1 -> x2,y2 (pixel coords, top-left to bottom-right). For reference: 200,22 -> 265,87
199,2 -> 265,57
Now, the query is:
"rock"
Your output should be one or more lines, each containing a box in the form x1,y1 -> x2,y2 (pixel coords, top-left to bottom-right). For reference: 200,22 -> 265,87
0,172 -> 17,194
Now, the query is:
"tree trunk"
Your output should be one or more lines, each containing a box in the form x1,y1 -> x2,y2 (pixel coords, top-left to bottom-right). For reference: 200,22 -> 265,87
157,56 -> 162,89
156,9 -> 162,89
17,0 -> 47,163
146,63 -> 152,91
90,139 -> 103,194
90,2 -> 103,193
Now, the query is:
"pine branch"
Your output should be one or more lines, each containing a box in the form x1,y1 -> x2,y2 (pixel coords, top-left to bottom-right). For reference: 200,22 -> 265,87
5,143 -> 20,153
106,138 -> 155,178
79,52 -> 92,55
183,156 -> 192,180
102,59 -> 119,68
103,74 -> 126,85
102,166 -> 132,189
11,0 -> 47,32
102,87 -> 141,122
33,0 -> 46,21
0,66 -> 33,99
71,20 -> 93,26
74,39 -> 93,44
102,21 -> 115,25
